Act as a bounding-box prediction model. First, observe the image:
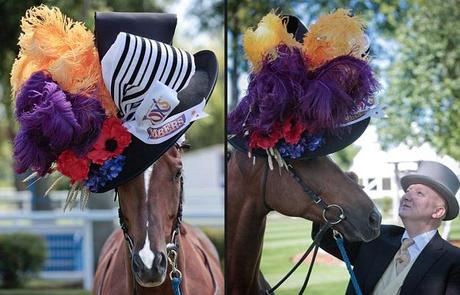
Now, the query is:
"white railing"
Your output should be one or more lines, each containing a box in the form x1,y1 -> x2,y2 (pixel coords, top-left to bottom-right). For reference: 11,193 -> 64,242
0,188 -> 223,290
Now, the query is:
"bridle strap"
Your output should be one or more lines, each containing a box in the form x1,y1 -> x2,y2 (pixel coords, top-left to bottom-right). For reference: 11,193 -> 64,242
263,161 -> 346,294
265,221 -> 332,295
261,160 -> 273,212
115,189 -> 137,295
287,164 -> 327,210
116,176 -> 184,295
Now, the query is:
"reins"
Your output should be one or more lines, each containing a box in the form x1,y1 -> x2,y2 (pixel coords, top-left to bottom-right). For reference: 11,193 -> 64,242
261,159 -> 362,295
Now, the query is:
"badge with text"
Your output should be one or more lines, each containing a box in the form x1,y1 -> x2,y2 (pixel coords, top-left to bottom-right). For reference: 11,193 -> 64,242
135,81 -> 179,126
125,98 -> 208,144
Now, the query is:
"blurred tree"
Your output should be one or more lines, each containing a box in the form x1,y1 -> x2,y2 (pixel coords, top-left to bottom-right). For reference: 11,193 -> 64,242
332,145 -> 361,171
224,1 -> 303,110
376,0 -> 460,160
190,0 -> 408,110
175,0 -> 224,148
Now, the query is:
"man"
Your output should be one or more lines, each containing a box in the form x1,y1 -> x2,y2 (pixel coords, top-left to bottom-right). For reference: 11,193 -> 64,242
314,161 -> 460,294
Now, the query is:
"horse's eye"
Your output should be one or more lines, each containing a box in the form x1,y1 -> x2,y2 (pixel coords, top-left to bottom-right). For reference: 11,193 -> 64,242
174,169 -> 182,181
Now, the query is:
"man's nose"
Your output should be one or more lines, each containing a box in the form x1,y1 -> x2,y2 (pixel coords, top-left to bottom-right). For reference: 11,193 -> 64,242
402,191 -> 412,200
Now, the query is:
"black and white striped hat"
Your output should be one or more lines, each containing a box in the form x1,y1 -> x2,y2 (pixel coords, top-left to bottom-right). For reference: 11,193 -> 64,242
94,12 -> 218,192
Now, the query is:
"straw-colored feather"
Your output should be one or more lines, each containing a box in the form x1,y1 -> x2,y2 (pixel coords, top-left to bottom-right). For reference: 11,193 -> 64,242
303,9 -> 368,69
10,5 -> 116,116
243,12 -> 301,72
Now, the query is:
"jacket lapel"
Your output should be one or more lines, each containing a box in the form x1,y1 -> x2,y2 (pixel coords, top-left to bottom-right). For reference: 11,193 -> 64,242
400,232 -> 445,295
363,232 -> 401,293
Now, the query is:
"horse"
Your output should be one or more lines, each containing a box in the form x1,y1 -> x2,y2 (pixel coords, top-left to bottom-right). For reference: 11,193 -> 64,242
226,149 -> 382,294
93,144 -> 224,295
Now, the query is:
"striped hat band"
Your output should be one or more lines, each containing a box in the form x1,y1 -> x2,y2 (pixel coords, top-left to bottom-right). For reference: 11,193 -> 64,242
101,32 -> 196,122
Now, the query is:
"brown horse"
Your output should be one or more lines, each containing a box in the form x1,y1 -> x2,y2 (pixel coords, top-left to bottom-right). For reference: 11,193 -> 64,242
226,149 -> 381,294
93,145 -> 224,295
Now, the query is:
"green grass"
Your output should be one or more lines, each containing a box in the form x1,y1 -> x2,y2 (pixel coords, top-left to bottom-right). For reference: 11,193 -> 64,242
261,213 -> 460,295
448,217 -> 460,240
261,214 -> 348,295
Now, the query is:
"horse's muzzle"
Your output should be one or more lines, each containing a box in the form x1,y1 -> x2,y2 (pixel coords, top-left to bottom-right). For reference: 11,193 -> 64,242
132,251 -> 167,287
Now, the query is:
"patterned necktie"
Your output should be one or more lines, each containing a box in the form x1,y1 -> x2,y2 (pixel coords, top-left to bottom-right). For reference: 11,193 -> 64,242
394,238 -> 415,275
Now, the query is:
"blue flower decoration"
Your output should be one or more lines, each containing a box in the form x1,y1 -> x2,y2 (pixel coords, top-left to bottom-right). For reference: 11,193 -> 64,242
278,135 -> 325,159
85,155 -> 126,192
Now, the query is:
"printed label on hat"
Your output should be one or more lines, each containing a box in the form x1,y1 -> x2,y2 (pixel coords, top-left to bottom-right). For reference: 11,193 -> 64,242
135,81 -> 179,126
124,99 -> 208,144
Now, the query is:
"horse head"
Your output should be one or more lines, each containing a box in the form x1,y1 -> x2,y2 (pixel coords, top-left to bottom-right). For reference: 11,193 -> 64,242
117,144 -> 185,287
230,151 -> 381,242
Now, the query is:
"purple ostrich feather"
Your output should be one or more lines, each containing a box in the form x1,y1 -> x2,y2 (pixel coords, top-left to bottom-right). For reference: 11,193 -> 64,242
299,55 -> 380,134
15,72 -> 80,175
14,127 -> 58,175
14,71 -> 107,176
67,94 -> 105,156
228,45 -> 308,135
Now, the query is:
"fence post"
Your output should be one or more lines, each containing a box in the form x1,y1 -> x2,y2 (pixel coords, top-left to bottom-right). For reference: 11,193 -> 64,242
83,219 -> 94,290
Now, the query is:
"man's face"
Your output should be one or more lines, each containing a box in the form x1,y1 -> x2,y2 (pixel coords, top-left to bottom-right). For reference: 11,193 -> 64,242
399,183 -> 446,222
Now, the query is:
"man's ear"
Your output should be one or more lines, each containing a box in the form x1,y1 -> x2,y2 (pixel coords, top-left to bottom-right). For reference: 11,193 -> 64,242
432,206 -> 447,219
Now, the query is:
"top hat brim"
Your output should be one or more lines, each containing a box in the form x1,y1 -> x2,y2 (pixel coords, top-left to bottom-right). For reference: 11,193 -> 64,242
401,174 -> 459,220
228,117 -> 370,159
97,50 -> 218,192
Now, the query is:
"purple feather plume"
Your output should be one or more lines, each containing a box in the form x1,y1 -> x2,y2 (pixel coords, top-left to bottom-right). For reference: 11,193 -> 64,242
15,72 -> 80,175
228,45 -> 308,135
67,94 -> 105,156
14,128 -> 57,176
300,55 -> 380,133
13,71 -> 107,176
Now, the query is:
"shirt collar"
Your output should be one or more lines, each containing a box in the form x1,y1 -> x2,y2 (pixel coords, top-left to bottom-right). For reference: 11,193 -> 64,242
402,229 -> 437,259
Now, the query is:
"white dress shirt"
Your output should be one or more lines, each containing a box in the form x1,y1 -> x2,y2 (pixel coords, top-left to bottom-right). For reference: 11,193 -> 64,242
401,229 -> 437,262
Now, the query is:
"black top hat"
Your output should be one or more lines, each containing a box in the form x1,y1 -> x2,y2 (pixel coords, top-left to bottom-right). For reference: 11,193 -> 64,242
94,12 -> 218,192
401,161 -> 460,220
10,6 -> 219,202
228,11 -> 380,162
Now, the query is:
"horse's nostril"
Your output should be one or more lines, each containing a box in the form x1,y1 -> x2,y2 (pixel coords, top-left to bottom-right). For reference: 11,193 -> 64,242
132,253 -> 143,272
369,210 -> 382,228
154,252 -> 167,271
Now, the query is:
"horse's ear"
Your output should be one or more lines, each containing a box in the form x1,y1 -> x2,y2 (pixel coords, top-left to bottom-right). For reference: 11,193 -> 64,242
345,171 -> 360,184
175,142 -> 191,151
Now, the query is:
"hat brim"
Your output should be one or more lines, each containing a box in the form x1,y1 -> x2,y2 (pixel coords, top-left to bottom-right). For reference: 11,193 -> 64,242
401,174 -> 459,220
228,117 -> 370,159
97,50 -> 218,192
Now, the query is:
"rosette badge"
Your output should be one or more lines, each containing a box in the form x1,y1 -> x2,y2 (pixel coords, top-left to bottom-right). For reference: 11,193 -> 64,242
228,10 -> 382,168
11,5 -> 218,208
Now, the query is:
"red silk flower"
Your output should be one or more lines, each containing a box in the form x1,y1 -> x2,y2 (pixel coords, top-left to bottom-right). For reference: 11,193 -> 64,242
249,126 -> 283,150
87,117 -> 131,165
57,150 -> 90,183
282,116 -> 306,145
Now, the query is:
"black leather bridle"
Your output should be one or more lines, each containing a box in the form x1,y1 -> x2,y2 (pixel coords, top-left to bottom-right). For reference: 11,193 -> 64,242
261,159 -> 346,295
116,171 -> 184,295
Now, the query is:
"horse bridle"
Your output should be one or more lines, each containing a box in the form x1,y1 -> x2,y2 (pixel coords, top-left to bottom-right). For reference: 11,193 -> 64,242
116,169 -> 184,295
261,159 -> 346,295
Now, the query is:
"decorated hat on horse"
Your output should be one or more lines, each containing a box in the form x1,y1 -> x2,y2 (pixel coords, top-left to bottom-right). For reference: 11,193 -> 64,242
11,5 -> 217,208
228,9 -> 382,169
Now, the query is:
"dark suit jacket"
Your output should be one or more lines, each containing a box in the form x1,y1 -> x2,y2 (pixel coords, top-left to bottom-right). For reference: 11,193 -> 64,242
313,224 -> 460,295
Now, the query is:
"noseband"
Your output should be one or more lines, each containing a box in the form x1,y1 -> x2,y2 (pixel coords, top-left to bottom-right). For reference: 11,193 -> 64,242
260,159 -> 350,295
117,175 -> 184,295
